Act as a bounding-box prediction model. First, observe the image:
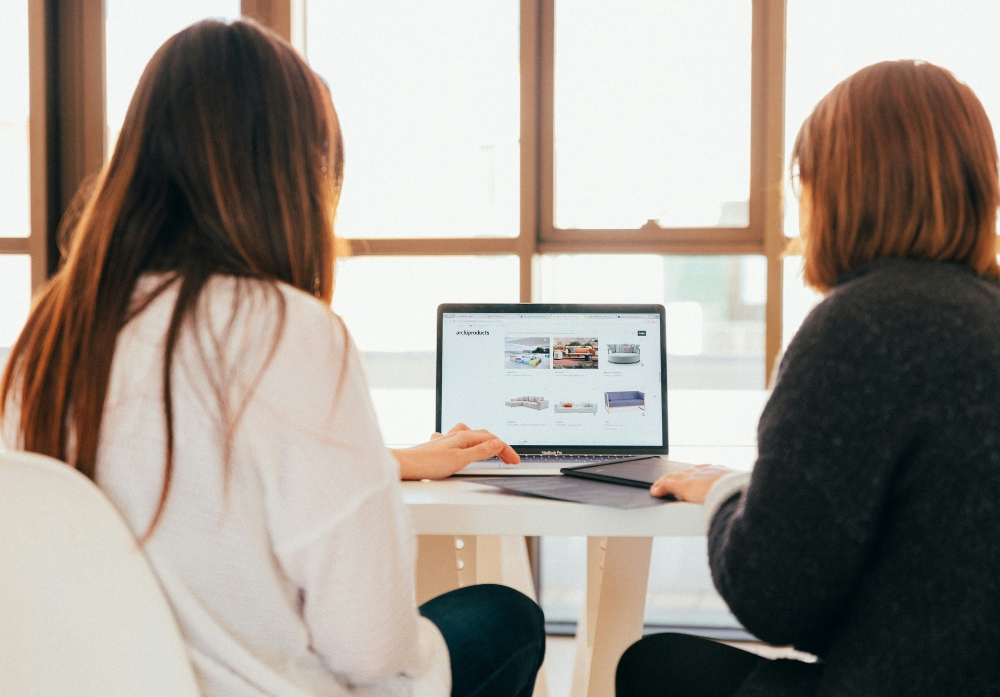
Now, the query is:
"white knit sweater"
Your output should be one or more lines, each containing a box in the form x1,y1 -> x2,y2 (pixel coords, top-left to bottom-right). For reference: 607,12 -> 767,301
2,275 -> 450,697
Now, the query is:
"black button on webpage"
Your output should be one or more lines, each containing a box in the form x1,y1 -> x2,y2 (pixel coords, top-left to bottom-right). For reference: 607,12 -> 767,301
637,330 -> 646,336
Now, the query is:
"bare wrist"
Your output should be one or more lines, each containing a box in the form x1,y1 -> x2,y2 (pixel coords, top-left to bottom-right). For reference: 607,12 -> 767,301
390,448 -> 413,480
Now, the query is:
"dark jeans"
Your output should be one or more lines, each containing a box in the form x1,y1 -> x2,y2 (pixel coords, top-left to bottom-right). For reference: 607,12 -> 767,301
616,632 -> 764,697
420,584 -> 546,697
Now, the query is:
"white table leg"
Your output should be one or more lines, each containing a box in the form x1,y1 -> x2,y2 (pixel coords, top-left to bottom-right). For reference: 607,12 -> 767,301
570,536 -> 653,697
496,536 -> 549,697
416,535 -> 460,605
473,536 -> 549,697
418,536 -> 549,697
571,537 -> 605,697
475,535 -> 503,584
456,536 -> 478,587
498,536 -> 537,599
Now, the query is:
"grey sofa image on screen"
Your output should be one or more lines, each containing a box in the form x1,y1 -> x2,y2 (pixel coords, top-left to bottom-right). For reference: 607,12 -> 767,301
604,391 -> 645,412
553,402 -> 598,414
505,396 -> 549,410
606,344 -> 641,364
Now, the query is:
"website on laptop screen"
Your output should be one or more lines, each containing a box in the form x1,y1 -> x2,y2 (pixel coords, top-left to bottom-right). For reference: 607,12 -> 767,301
440,311 -> 663,447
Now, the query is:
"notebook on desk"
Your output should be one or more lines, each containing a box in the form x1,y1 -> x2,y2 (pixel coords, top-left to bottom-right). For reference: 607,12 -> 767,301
436,303 -> 668,475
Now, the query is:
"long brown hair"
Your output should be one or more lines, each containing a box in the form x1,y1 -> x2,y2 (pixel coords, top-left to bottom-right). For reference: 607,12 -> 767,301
1,20 -> 344,533
792,60 -> 999,292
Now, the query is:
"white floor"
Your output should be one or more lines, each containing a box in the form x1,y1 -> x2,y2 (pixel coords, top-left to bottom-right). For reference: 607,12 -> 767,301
543,636 -> 577,697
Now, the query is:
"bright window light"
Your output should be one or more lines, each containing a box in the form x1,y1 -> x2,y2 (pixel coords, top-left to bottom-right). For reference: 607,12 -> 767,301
306,1 -> 520,239
784,0 -> 1000,237
0,255 -> 31,348
555,0 -> 751,229
0,0 -> 30,239
666,302 -> 704,356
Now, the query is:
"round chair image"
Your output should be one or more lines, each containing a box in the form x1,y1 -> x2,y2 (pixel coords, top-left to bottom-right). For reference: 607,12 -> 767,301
607,344 -> 641,364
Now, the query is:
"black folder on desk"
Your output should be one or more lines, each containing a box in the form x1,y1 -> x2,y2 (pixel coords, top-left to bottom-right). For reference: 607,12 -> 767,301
468,457 -> 686,509
560,456 -> 679,488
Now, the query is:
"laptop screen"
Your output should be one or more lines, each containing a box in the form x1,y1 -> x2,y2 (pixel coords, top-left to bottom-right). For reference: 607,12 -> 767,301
437,305 -> 667,453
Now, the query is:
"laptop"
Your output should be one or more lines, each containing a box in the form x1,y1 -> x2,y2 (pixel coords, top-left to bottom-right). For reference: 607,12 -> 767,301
437,304 -> 668,475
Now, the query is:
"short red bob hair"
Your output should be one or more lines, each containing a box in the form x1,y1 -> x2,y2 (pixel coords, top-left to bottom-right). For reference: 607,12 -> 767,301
792,60 -> 1000,292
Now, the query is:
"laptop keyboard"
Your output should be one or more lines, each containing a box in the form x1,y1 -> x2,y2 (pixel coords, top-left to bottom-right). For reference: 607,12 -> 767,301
478,454 -> 630,465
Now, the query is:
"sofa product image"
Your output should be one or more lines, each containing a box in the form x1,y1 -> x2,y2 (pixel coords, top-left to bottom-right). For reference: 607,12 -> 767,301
552,345 -> 596,360
505,396 -> 549,410
605,391 -> 645,411
553,402 -> 598,414
607,344 -> 641,364
508,354 -> 543,366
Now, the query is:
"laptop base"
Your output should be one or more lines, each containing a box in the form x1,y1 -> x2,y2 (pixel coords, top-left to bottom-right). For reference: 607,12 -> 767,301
453,454 -> 660,477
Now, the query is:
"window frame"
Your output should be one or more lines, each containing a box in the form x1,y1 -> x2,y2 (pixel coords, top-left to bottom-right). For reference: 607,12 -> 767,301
0,0 -> 48,291
6,0 -> 105,295
337,0 -> 789,383
15,0 -> 789,382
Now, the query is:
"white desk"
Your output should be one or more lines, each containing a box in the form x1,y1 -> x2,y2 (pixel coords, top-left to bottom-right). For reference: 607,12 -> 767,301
393,382 -> 762,697
402,479 -> 709,697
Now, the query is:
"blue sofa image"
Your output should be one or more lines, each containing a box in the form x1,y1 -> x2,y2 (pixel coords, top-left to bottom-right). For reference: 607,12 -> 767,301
605,391 -> 645,412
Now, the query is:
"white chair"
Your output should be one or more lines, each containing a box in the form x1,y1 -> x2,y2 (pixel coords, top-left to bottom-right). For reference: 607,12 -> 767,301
0,450 -> 200,697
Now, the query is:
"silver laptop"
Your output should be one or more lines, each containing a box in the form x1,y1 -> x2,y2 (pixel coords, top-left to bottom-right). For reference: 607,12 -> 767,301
437,304 -> 668,475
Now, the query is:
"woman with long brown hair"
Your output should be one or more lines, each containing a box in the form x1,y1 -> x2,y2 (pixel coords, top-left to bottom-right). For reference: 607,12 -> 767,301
617,60 -> 1000,695
0,19 -> 542,697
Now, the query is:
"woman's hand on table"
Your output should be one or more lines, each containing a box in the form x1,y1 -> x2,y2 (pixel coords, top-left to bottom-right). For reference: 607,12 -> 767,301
392,423 -> 520,480
650,464 -> 734,503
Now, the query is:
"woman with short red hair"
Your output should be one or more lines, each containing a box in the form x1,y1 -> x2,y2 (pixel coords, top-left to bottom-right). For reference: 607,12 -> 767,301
618,60 -> 1000,696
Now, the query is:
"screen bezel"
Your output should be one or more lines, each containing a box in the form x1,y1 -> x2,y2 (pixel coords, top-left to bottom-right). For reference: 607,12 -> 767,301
436,303 -> 668,455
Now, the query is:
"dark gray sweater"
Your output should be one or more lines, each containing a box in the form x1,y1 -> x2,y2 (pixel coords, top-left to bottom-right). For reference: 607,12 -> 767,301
710,259 -> 1000,696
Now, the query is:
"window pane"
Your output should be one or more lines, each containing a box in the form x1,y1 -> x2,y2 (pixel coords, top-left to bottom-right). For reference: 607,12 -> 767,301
0,255 -> 31,352
0,0 -> 30,238
538,253 -> 765,630
105,0 -> 240,156
332,256 -> 519,444
307,2 -> 520,239
555,1 -> 752,230
540,255 -> 765,389
782,255 -> 823,350
785,0 -> 1000,237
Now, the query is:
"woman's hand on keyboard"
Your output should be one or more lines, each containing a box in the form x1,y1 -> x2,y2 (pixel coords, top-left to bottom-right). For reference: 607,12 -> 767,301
392,423 -> 520,480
